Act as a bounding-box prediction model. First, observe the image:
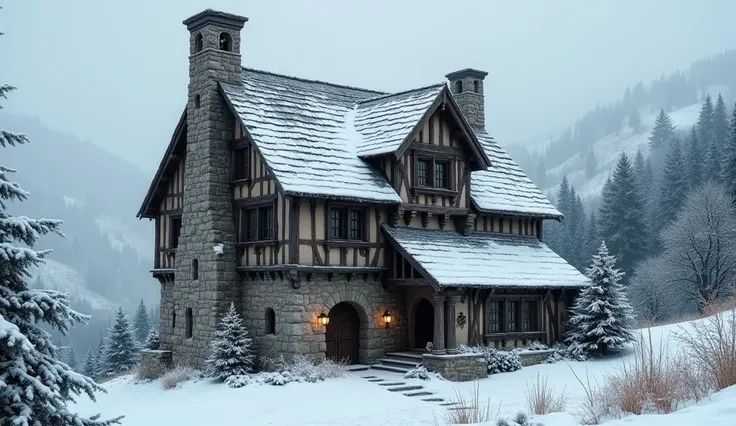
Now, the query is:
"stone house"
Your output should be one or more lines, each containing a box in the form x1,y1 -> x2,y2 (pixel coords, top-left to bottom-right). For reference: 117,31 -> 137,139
136,9 -> 589,378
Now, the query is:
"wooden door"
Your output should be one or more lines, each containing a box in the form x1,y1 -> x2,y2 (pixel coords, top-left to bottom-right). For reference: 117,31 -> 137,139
414,298 -> 434,349
325,302 -> 359,364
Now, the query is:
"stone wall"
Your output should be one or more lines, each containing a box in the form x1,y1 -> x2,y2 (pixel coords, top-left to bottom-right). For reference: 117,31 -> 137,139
139,350 -> 173,379
422,353 -> 487,382
241,273 -> 408,365
517,349 -> 555,367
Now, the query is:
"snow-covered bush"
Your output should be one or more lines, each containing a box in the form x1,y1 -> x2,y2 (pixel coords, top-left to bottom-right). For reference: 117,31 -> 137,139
205,302 -> 255,380
225,355 -> 347,387
514,411 -> 529,425
522,341 -> 549,351
404,366 -> 431,380
458,345 -> 522,374
496,412 -> 545,426
225,374 -> 252,388
160,366 -> 201,390
545,342 -> 589,363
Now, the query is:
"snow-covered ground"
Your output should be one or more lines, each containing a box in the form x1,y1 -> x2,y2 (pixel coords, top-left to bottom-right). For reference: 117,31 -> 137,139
72,315 -> 736,426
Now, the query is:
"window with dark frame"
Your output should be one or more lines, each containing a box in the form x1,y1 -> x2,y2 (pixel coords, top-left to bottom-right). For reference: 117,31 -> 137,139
488,300 -> 503,332
185,308 -> 193,338
233,147 -> 249,181
435,161 -> 449,189
329,207 -> 365,241
417,159 -> 430,186
265,308 -> 276,334
170,216 -> 182,249
523,300 -> 537,331
507,301 -> 518,332
239,205 -> 274,241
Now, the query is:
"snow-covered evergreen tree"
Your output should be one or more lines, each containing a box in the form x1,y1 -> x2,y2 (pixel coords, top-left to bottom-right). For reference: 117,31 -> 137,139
101,306 -> 140,377
144,326 -> 160,350
648,109 -> 674,149
685,126 -> 703,188
712,93 -> 729,152
657,137 -> 687,229
598,153 -> 650,282
133,298 -> 150,343
205,302 -> 255,380
566,241 -> 636,355
0,36 -> 120,424
697,94 -> 714,147
95,334 -> 106,379
64,346 -> 79,371
83,348 -> 98,379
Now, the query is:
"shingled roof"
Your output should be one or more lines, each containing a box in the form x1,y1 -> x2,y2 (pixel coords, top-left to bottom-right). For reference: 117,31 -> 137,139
140,67 -> 560,218
383,225 -> 589,289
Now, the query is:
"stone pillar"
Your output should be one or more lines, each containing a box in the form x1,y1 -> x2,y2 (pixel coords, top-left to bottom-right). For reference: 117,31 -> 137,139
432,294 -> 446,354
445,295 -> 459,354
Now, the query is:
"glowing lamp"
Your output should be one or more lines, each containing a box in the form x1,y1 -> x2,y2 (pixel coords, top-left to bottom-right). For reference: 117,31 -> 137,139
382,310 -> 392,328
317,312 -> 329,326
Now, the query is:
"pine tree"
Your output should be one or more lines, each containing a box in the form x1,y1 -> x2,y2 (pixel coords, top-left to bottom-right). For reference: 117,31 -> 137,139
205,302 -> 255,379
685,127 -> 703,188
133,298 -> 150,343
697,94 -> 714,150
95,334 -> 106,379
144,327 -> 160,350
101,306 -> 140,377
566,242 -> 636,356
713,94 -> 729,151
0,39 -> 120,423
704,135 -> 722,182
723,104 -> 736,197
648,109 -> 674,149
65,346 -> 79,371
598,153 -> 650,282
83,348 -> 98,379
657,138 -> 688,231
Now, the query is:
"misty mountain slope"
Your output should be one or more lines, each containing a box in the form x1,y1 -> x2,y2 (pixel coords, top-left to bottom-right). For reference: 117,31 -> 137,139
544,99 -> 707,200
0,112 -> 157,311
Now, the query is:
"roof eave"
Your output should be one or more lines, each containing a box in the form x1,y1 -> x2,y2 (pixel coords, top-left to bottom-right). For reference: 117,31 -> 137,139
470,199 -> 563,221
380,224 -> 441,291
137,109 -> 188,220
283,190 -> 401,205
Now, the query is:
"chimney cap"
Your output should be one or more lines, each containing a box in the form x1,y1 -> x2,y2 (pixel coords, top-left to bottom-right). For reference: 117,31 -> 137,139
183,9 -> 249,31
445,68 -> 488,81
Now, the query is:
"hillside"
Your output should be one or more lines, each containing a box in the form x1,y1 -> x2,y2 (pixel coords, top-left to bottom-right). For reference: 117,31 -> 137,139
0,113 -> 156,312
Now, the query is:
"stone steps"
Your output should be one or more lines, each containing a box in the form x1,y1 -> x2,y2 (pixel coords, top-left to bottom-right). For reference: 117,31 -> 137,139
385,351 -> 424,363
370,351 -> 424,374
378,382 -> 405,387
361,372 -> 453,405
405,391 -> 434,397
370,364 -> 411,374
377,358 -> 421,370
387,385 -> 424,392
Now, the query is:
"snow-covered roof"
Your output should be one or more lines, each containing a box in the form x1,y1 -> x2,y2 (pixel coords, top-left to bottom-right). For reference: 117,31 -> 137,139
383,225 -> 589,289
354,84 -> 445,157
220,68 -> 410,203
471,128 -> 563,219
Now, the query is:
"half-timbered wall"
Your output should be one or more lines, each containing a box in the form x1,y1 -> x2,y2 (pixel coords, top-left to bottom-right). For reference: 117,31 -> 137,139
293,199 -> 387,268
390,109 -> 472,210
155,158 -> 185,269
472,214 -> 540,238
231,122 -> 276,200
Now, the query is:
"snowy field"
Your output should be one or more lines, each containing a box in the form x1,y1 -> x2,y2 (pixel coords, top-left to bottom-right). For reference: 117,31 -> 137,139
73,317 -> 736,426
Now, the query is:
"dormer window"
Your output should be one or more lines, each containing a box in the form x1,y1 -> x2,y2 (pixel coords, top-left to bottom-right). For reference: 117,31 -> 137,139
415,157 -> 453,190
219,32 -> 232,51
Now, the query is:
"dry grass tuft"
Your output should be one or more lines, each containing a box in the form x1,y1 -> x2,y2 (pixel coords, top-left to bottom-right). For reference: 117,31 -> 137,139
435,382 -> 500,425
160,365 -> 199,390
524,372 -> 568,415
567,364 -> 616,425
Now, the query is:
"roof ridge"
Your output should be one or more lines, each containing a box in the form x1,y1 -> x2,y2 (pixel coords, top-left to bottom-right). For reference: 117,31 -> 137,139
241,67 -> 386,95
358,82 -> 446,105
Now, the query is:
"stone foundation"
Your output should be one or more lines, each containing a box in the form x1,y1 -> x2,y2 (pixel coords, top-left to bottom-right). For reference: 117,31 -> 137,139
242,273 -> 407,366
422,353 -> 487,381
517,349 -> 555,367
139,350 -> 173,379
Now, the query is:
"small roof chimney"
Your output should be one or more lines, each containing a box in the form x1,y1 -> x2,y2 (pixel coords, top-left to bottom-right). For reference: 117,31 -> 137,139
445,68 -> 488,128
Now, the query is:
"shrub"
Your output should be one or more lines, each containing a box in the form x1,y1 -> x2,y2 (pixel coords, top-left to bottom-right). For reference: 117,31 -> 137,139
404,366 -> 431,380
674,300 -> 736,391
522,341 -> 549,351
160,366 -> 201,390
525,373 -> 568,415
458,345 -> 521,374
545,342 -> 588,363
441,382 -> 499,424
137,360 -> 168,380
224,355 -> 347,387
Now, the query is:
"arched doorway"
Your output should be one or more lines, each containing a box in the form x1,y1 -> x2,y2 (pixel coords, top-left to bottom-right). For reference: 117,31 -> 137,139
414,298 -> 434,350
325,302 -> 360,364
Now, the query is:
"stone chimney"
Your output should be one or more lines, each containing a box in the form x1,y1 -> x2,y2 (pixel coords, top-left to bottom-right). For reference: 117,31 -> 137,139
445,68 -> 488,128
172,9 -> 248,367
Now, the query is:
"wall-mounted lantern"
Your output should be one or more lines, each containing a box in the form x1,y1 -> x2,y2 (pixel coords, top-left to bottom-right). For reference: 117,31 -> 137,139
317,312 -> 329,327
382,310 -> 392,328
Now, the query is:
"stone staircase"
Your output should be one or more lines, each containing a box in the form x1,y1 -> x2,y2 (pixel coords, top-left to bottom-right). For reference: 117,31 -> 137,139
359,374 -> 467,409
370,351 -> 424,374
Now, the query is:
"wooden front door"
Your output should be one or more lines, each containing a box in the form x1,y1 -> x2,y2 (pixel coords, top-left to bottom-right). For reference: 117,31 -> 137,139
414,298 -> 434,349
325,302 -> 360,364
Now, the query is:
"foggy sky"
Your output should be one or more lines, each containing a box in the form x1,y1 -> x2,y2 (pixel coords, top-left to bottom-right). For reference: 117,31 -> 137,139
2,0 -> 736,172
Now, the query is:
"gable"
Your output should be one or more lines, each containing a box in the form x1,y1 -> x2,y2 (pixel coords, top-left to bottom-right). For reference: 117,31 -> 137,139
137,109 -> 187,219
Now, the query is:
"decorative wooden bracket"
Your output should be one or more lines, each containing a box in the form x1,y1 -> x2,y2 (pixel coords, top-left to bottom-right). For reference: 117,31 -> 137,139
391,206 -> 405,226
404,210 -> 417,226
359,247 -> 369,257
461,213 -> 476,236
430,194 -> 437,205
439,213 -> 449,230
421,211 -> 433,228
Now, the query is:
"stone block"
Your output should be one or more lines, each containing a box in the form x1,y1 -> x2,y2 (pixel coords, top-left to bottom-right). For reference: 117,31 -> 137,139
139,350 -> 173,379
422,353 -> 487,382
